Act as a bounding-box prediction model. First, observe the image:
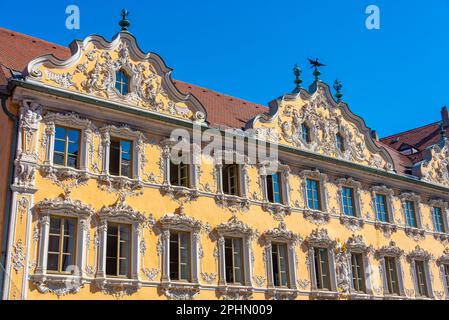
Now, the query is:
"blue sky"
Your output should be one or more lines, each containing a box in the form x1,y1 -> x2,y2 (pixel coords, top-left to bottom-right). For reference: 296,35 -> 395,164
1,0 -> 449,137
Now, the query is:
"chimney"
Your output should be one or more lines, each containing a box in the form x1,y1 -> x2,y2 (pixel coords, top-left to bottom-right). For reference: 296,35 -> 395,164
441,106 -> 449,126
371,130 -> 379,141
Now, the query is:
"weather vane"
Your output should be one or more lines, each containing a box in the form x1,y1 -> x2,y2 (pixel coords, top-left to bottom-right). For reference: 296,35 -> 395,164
308,58 -> 325,81
292,64 -> 302,93
119,8 -> 131,31
333,79 -> 343,102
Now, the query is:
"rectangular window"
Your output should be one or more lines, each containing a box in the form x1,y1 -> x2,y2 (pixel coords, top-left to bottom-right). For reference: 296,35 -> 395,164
341,187 -> 355,216
53,126 -> 80,168
404,201 -> 418,228
351,253 -> 366,293
266,173 -> 282,204
47,216 -> 77,273
384,256 -> 400,295
109,138 -> 132,178
375,194 -> 389,222
106,223 -> 131,277
224,237 -> 244,284
222,164 -> 239,196
306,179 -> 321,210
314,247 -> 331,290
169,231 -> 190,281
170,161 -> 190,187
415,260 -> 429,297
272,243 -> 289,287
433,207 -> 446,233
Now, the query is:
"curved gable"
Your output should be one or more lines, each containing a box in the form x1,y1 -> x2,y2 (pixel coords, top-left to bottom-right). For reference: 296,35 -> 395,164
24,31 -> 207,123
246,81 -> 395,172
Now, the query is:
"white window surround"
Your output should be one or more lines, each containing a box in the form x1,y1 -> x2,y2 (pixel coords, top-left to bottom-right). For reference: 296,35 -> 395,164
99,124 -> 145,180
336,177 -> 362,218
429,199 -> 449,238
263,222 -> 300,293
345,235 -> 374,296
160,138 -> 200,192
258,160 -> 291,206
96,200 -> 146,288
399,192 -> 423,229
299,118 -> 317,147
436,249 -> 449,299
406,246 -> 434,299
158,213 -> 202,288
305,228 -> 338,297
33,196 -> 94,293
370,185 -> 395,225
374,241 -> 406,298
216,216 -> 254,289
300,169 -> 328,212
42,112 -> 96,172
214,150 -> 249,199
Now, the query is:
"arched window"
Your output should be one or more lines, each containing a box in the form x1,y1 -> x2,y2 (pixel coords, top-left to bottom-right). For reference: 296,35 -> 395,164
115,70 -> 129,95
335,133 -> 344,152
301,123 -> 311,143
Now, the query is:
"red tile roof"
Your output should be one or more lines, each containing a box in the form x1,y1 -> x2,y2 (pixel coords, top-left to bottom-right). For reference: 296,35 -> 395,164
0,27 -> 418,174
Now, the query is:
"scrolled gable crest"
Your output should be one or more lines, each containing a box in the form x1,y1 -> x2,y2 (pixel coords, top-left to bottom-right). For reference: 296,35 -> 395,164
98,200 -> 146,223
406,245 -> 432,262
263,221 -> 301,244
159,212 -> 203,232
246,82 -> 395,172
305,228 -> 335,248
375,241 -> 404,259
216,215 -> 254,238
25,32 -> 207,123
35,196 -> 94,218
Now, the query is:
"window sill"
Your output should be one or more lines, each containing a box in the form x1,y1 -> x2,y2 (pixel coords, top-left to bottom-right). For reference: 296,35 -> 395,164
404,226 -> 426,240
30,273 -> 86,296
374,221 -> 397,236
160,184 -> 199,201
310,290 -> 339,299
303,209 -> 330,224
94,277 -> 141,296
266,287 -> 298,300
348,292 -> 373,300
262,202 -> 291,219
159,281 -> 200,300
382,294 -> 408,300
217,284 -> 253,300
433,232 -> 449,241
215,194 -> 249,211
40,163 -> 89,179
339,215 -> 364,230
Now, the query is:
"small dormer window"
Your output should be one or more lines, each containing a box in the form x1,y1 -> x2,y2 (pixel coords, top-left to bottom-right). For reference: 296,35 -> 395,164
336,133 -> 344,152
301,123 -> 311,143
115,70 -> 129,95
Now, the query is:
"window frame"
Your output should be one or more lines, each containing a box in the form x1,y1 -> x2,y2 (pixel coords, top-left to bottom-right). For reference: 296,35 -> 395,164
115,69 -> 130,96
53,126 -> 81,169
399,193 -> 423,229
375,241 -> 406,297
346,235 -> 374,296
429,199 -> 449,235
337,178 -> 362,219
109,137 -> 134,178
43,112 -> 94,172
100,125 -> 145,181
105,222 -> 132,278
407,246 -> 434,299
300,170 -> 328,213
371,186 -> 395,224
46,215 -> 78,275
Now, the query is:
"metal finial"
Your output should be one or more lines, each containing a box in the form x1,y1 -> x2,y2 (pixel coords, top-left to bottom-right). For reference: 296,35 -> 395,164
333,79 -> 343,102
119,9 -> 131,31
293,64 -> 302,93
308,58 -> 326,81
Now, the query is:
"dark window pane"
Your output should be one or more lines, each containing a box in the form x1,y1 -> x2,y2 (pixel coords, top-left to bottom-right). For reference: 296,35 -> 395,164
109,140 -> 120,176
225,238 -> 234,283
55,127 -> 66,139
54,139 -> 66,154
47,254 -> 59,271
106,257 -> 117,276
170,233 -> 179,280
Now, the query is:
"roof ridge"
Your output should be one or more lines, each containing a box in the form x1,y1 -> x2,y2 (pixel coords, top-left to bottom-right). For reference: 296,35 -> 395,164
174,79 -> 267,108
0,27 -> 69,52
380,121 -> 440,140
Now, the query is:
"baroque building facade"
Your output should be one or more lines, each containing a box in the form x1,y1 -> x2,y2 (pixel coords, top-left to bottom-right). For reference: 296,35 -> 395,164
0,24 -> 449,300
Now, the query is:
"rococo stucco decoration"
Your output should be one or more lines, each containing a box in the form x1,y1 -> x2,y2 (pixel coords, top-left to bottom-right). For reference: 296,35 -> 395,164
25,32 -> 207,123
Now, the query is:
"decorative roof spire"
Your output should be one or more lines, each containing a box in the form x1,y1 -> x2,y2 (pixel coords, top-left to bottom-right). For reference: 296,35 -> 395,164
292,64 -> 302,93
333,79 -> 343,102
119,8 -> 131,31
440,121 -> 447,141
308,58 -> 325,81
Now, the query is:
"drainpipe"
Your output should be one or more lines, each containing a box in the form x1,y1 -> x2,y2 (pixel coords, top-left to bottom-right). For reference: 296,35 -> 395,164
0,91 -> 18,299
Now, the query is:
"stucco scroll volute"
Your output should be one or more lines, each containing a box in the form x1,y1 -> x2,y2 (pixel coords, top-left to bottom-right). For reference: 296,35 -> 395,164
413,140 -> 449,187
